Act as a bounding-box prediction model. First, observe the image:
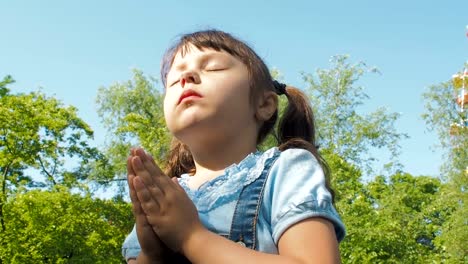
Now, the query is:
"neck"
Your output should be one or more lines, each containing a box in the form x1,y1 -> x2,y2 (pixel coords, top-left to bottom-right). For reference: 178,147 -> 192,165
187,133 -> 257,178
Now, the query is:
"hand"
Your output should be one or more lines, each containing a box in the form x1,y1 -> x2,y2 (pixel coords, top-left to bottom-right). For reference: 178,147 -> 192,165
130,147 -> 204,253
127,149 -> 172,261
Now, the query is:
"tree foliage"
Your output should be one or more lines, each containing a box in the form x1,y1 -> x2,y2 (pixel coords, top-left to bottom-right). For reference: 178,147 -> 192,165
303,55 -> 408,175
0,77 -> 108,232
0,188 -> 132,263
95,70 -> 171,183
421,63 -> 468,263
327,150 -> 445,263
1,53 -> 462,263
0,76 -> 133,263
0,90 -> 98,189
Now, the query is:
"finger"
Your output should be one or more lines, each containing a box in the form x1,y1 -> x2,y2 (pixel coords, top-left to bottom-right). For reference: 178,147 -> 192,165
134,175 -> 162,214
135,208 -> 151,232
127,154 -> 136,174
135,148 -> 162,174
135,148 -> 175,193
128,148 -> 153,219
127,156 -> 140,205
129,168 -> 156,236
132,156 -> 170,209
146,154 -> 176,192
147,153 -> 157,167
133,202 -> 159,248
127,155 -> 134,179
131,192 -> 145,217
130,147 -> 137,156
128,174 -> 149,221
131,154 -> 156,188
141,150 -> 166,177
172,177 -> 184,191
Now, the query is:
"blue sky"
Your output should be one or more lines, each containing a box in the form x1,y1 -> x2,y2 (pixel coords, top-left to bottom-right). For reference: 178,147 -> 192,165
2,0 -> 467,177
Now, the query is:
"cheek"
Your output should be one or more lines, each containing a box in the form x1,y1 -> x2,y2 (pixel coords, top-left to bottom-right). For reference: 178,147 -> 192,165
163,95 -> 172,123
230,79 -> 252,108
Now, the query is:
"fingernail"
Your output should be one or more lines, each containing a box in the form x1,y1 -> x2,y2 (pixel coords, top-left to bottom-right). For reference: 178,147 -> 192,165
133,157 -> 143,169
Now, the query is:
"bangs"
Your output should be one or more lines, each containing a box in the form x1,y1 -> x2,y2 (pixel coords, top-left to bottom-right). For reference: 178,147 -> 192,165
160,30 -> 251,87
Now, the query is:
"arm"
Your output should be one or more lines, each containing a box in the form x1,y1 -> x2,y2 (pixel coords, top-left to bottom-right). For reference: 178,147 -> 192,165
181,217 -> 340,264
127,252 -> 169,264
135,252 -> 166,264
130,147 -> 342,264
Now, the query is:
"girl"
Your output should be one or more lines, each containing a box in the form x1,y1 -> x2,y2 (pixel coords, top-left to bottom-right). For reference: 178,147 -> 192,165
122,29 -> 345,264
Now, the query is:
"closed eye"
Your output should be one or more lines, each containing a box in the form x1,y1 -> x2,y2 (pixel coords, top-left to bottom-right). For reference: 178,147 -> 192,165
169,80 -> 179,87
206,68 -> 226,72
205,61 -> 228,72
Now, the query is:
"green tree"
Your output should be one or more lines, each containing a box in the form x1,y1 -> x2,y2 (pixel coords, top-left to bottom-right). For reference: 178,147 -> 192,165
0,76 -> 135,263
0,75 -> 13,97
324,153 -> 436,263
0,76 -> 106,231
0,188 -> 132,263
363,173 -> 443,263
302,55 -> 408,175
422,64 -> 468,263
95,70 -> 170,185
331,152 -> 444,264
297,56 -> 444,262
323,151 -> 375,263
422,67 -> 467,178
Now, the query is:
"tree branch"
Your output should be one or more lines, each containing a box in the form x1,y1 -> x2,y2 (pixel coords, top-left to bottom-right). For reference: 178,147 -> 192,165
1,161 -> 12,231
37,156 -> 57,186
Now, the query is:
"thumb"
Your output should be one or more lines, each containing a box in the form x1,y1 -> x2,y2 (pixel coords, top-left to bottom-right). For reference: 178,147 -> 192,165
172,177 -> 183,189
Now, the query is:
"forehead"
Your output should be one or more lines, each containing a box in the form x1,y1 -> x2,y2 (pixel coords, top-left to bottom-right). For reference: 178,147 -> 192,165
171,44 -> 231,66
161,40 -> 246,86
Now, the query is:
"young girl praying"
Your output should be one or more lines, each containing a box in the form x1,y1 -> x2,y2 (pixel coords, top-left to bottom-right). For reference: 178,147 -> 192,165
122,29 -> 345,264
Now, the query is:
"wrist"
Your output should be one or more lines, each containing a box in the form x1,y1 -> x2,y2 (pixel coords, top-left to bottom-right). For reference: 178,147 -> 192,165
181,225 -> 210,258
137,251 -> 170,264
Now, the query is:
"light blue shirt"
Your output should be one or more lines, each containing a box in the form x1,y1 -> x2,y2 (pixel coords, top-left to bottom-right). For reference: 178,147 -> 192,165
122,147 -> 345,259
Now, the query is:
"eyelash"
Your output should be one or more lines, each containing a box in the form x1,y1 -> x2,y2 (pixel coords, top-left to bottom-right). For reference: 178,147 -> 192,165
168,66 -> 226,86
170,80 -> 179,87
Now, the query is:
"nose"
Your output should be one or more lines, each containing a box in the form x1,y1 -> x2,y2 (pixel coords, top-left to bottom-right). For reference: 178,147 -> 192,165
180,71 -> 201,88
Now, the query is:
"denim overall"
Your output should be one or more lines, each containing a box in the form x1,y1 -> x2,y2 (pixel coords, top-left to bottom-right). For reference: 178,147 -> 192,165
170,151 -> 280,263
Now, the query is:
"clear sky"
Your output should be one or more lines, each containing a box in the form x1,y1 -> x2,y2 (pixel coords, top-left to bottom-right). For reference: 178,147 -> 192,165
2,0 -> 467,177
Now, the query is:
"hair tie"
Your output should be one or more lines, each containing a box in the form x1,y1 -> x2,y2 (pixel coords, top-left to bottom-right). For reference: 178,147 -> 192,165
273,80 -> 287,95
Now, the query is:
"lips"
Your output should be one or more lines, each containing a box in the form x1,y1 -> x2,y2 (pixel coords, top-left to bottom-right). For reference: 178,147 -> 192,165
178,89 -> 202,105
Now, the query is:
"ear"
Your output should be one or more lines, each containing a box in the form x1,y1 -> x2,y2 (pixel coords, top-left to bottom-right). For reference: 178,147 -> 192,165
255,90 -> 278,122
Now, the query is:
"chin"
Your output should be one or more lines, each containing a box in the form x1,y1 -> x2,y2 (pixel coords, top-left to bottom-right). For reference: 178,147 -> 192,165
173,123 -> 224,147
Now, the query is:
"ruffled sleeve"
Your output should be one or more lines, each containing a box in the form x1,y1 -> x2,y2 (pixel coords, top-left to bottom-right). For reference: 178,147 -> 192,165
121,224 -> 140,261
264,148 -> 346,243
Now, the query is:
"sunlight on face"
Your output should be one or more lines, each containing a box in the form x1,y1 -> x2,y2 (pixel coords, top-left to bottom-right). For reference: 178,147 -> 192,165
163,45 -> 256,148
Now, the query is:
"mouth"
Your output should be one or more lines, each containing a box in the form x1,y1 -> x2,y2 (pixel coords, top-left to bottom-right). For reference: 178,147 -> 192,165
178,89 -> 202,105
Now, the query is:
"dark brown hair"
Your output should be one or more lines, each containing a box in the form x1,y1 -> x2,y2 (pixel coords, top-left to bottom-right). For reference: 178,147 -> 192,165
161,30 -> 334,201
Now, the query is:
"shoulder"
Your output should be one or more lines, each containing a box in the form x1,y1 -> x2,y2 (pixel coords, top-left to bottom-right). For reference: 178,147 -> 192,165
256,147 -> 319,173
276,147 -> 321,169
265,147 -> 329,205
268,147 -> 326,198
261,147 -> 346,243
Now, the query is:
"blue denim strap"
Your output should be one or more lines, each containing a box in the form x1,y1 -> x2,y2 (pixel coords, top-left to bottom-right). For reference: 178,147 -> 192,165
228,151 -> 281,249
169,151 -> 280,262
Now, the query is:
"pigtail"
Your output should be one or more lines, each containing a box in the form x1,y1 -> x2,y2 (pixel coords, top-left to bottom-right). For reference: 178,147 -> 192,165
277,86 -> 315,147
276,86 -> 335,202
164,138 -> 195,178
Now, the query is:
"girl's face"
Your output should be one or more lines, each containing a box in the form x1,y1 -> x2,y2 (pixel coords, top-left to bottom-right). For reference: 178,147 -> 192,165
163,45 -> 257,145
